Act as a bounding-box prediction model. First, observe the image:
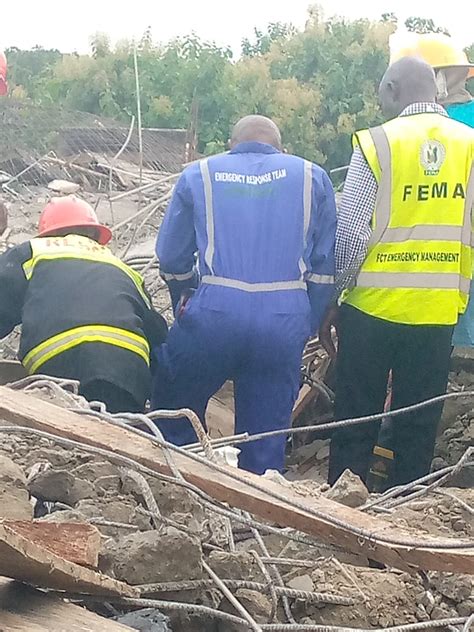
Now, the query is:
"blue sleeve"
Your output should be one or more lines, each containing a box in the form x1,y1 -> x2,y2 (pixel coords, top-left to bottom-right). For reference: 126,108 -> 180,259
156,170 -> 198,310
306,167 -> 337,334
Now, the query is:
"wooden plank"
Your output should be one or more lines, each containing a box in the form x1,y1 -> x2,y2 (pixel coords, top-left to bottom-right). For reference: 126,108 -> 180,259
1,520 -> 101,568
0,521 -> 137,597
291,384 -> 318,421
207,398 -> 235,439
0,578 -> 133,631
0,386 -> 472,575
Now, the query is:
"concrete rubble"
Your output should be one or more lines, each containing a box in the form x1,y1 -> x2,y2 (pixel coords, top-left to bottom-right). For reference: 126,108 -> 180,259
326,469 -> 369,507
0,157 -> 472,630
0,389 -> 472,630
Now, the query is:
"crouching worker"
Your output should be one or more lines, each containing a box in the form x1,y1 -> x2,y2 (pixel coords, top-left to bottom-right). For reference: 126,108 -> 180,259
0,196 -> 167,412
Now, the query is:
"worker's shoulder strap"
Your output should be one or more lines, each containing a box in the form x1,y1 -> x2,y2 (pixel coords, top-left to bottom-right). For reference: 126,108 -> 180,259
24,235 -> 150,307
352,127 -> 387,183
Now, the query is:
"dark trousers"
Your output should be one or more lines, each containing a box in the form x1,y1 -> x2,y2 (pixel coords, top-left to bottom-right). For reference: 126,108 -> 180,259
328,305 -> 453,487
80,379 -> 144,414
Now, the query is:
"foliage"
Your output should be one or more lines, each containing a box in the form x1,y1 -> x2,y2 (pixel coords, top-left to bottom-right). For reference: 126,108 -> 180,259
404,16 -> 450,36
4,12 -> 473,170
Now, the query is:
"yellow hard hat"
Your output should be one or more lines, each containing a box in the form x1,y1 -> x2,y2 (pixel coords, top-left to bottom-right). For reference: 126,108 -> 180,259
389,33 -> 474,78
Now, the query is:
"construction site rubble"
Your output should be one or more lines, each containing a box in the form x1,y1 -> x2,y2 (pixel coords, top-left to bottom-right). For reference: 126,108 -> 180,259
325,469 -> 369,508
0,116 -> 472,630
0,380 -> 472,631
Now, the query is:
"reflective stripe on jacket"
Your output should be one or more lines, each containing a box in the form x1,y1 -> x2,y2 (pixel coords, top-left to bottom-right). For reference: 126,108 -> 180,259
157,142 -> 337,331
19,235 -> 151,373
344,113 -> 474,325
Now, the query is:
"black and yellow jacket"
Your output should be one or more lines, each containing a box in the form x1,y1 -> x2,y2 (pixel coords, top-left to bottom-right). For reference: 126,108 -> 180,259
0,234 -> 167,404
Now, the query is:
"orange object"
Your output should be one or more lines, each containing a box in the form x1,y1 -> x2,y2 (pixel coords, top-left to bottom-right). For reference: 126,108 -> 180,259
39,196 -> 112,245
0,51 -> 7,96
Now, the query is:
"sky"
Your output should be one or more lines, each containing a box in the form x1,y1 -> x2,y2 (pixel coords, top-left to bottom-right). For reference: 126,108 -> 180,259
1,1 -> 472,54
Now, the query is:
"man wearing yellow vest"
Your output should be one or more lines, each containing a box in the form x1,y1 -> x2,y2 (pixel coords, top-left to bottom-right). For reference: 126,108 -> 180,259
321,57 -> 474,488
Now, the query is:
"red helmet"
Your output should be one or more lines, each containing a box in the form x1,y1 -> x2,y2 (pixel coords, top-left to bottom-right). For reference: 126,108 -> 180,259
39,196 -> 112,245
0,51 -> 7,96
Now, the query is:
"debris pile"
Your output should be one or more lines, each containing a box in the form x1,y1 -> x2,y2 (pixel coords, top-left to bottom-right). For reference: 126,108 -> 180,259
0,101 -> 472,631
0,377 -> 471,631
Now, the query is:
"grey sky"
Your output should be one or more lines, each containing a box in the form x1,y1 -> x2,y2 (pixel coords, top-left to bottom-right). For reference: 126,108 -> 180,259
2,1 -> 472,53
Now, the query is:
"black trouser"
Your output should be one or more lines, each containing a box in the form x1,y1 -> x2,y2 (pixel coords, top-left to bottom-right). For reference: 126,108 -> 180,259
328,305 -> 453,487
80,379 -> 144,414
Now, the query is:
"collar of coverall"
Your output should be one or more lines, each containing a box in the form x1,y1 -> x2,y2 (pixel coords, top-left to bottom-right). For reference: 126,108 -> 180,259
229,141 -> 282,155
399,102 -> 448,117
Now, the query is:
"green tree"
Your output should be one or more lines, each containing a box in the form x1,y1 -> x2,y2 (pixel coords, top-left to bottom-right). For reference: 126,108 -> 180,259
6,12 -> 473,171
5,46 -> 62,101
404,16 -> 450,35
241,22 -> 296,57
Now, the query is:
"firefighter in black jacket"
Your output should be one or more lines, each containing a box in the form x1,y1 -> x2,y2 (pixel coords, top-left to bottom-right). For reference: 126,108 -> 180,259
0,196 -> 167,412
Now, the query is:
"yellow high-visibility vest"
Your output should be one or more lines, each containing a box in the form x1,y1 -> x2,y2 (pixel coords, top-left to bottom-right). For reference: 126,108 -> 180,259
344,113 -> 474,325
21,235 -> 150,374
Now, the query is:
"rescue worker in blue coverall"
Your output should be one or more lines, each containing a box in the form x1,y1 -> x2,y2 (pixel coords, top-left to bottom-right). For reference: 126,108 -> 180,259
152,115 -> 337,474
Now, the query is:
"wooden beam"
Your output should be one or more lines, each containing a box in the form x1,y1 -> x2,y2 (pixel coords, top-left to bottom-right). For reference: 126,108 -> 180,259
1,520 -> 101,568
0,386 -> 472,575
292,384 -> 318,421
0,578 -> 133,631
0,521 -> 137,597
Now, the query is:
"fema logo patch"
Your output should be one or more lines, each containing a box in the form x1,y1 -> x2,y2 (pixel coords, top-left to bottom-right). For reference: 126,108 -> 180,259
420,140 -> 446,176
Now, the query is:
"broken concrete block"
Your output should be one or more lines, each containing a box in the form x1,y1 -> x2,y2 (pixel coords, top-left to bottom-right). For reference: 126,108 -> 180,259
72,460 -> 119,481
41,508 -> 87,524
0,455 -> 33,520
234,588 -> 272,622
48,180 -> 81,195
115,608 -> 171,631
124,474 -> 206,522
219,588 -> 272,630
458,599 -> 474,617
326,469 -> 369,508
94,475 -> 121,495
100,527 -> 203,585
28,469 -> 95,505
430,573 -> 473,604
208,550 -> 264,582
287,573 -> 315,592
0,455 -> 27,488
316,443 -> 330,461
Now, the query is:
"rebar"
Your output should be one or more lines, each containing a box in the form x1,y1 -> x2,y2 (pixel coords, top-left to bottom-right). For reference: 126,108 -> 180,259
78,596 -> 248,626
361,462 -> 462,512
244,511 -> 296,624
122,469 -> 163,529
1,410 -> 472,552
203,560 -> 263,632
463,614 -> 474,632
381,447 -> 473,511
7,374 -> 80,394
249,549 -> 279,623
149,408 -> 216,461
73,401 -> 473,552
5,379 -> 474,553
0,423 -> 343,555
137,578 -> 355,606
260,620 -> 467,631
211,391 -> 474,447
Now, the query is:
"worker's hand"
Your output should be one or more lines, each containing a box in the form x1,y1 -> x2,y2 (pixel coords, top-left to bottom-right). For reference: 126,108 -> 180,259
319,304 -> 339,359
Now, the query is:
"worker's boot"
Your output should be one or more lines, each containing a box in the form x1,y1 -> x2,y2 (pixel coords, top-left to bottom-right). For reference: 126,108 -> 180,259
366,444 -> 395,493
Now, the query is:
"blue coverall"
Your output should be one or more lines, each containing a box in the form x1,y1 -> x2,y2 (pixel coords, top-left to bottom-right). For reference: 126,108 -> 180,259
152,141 -> 337,474
449,101 -> 474,347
